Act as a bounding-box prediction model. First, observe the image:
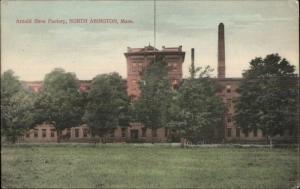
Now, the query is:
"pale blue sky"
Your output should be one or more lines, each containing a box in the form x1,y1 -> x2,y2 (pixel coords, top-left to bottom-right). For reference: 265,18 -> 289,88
1,0 -> 299,81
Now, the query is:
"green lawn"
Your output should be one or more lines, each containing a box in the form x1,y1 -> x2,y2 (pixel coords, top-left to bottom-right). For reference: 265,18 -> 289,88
1,144 -> 298,188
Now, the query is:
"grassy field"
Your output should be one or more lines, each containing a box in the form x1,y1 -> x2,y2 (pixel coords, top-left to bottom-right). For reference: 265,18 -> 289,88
1,144 -> 298,189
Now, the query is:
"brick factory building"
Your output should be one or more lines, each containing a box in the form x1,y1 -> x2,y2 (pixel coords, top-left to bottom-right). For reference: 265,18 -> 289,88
125,45 -> 185,99
20,23 -> 294,143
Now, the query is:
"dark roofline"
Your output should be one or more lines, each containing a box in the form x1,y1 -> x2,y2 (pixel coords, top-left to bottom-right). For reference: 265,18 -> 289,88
124,51 -> 185,57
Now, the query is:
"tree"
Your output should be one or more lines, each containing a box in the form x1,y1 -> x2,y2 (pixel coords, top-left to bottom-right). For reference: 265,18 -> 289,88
134,56 -> 174,142
83,73 -> 130,142
1,70 -> 36,143
234,54 -> 298,145
170,66 -> 225,145
34,68 -> 85,142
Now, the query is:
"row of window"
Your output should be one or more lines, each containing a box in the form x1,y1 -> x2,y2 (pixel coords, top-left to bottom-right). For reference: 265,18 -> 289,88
130,63 -> 179,73
26,128 -> 89,138
120,128 -> 168,138
26,127 -> 171,139
26,129 -> 55,138
227,128 -> 254,138
227,128 -> 294,138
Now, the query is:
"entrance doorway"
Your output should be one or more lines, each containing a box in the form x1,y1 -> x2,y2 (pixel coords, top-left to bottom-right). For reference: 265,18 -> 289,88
130,129 -> 139,139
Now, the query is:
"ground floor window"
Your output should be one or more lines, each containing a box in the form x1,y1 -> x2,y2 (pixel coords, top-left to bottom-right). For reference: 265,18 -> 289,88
34,129 -> 38,138
121,128 -> 126,138
244,130 -> 249,138
236,128 -> 240,137
289,128 -> 294,136
110,129 -> 115,137
130,129 -> 139,139
152,128 -> 157,137
83,128 -> 88,137
50,129 -> 55,137
42,129 -> 47,138
142,128 -> 146,137
279,130 -> 284,137
75,129 -> 79,138
26,132 -> 30,138
165,128 -> 168,137
253,128 -> 258,137
67,128 -> 71,138
227,128 -> 232,137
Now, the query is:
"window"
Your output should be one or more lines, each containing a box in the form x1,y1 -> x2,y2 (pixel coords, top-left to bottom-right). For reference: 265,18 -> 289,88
227,128 -> 232,137
226,99 -> 232,108
289,129 -> 294,136
26,132 -> 30,138
83,128 -> 88,137
152,128 -> 157,137
226,85 -> 231,93
173,84 -> 179,90
253,128 -> 258,137
244,130 -> 249,138
279,130 -> 284,137
262,130 -> 266,137
42,129 -> 47,138
66,128 -> 71,138
142,128 -> 146,137
50,129 -> 55,137
236,128 -> 240,137
110,129 -> 115,137
227,114 -> 232,123
172,64 -> 178,71
132,64 -> 137,72
138,63 -> 143,72
165,128 -> 168,137
34,129 -> 38,138
121,128 -> 126,138
75,129 -> 79,138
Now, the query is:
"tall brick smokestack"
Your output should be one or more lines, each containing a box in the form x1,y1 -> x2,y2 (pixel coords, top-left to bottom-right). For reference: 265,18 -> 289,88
218,23 -> 225,78
191,48 -> 195,78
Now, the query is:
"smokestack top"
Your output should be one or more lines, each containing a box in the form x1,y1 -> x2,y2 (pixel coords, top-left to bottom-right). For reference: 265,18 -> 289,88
218,22 -> 225,78
191,48 -> 195,78
191,48 -> 195,62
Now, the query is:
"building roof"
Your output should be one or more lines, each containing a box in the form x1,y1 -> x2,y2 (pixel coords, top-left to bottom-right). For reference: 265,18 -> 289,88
125,45 -> 185,57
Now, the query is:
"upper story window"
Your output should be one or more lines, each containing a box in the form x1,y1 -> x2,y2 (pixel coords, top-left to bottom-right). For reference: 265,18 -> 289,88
226,85 -> 231,93
172,64 -> 178,71
138,63 -> 143,72
227,114 -> 232,123
226,98 -> 232,108
131,63 -> 138,72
